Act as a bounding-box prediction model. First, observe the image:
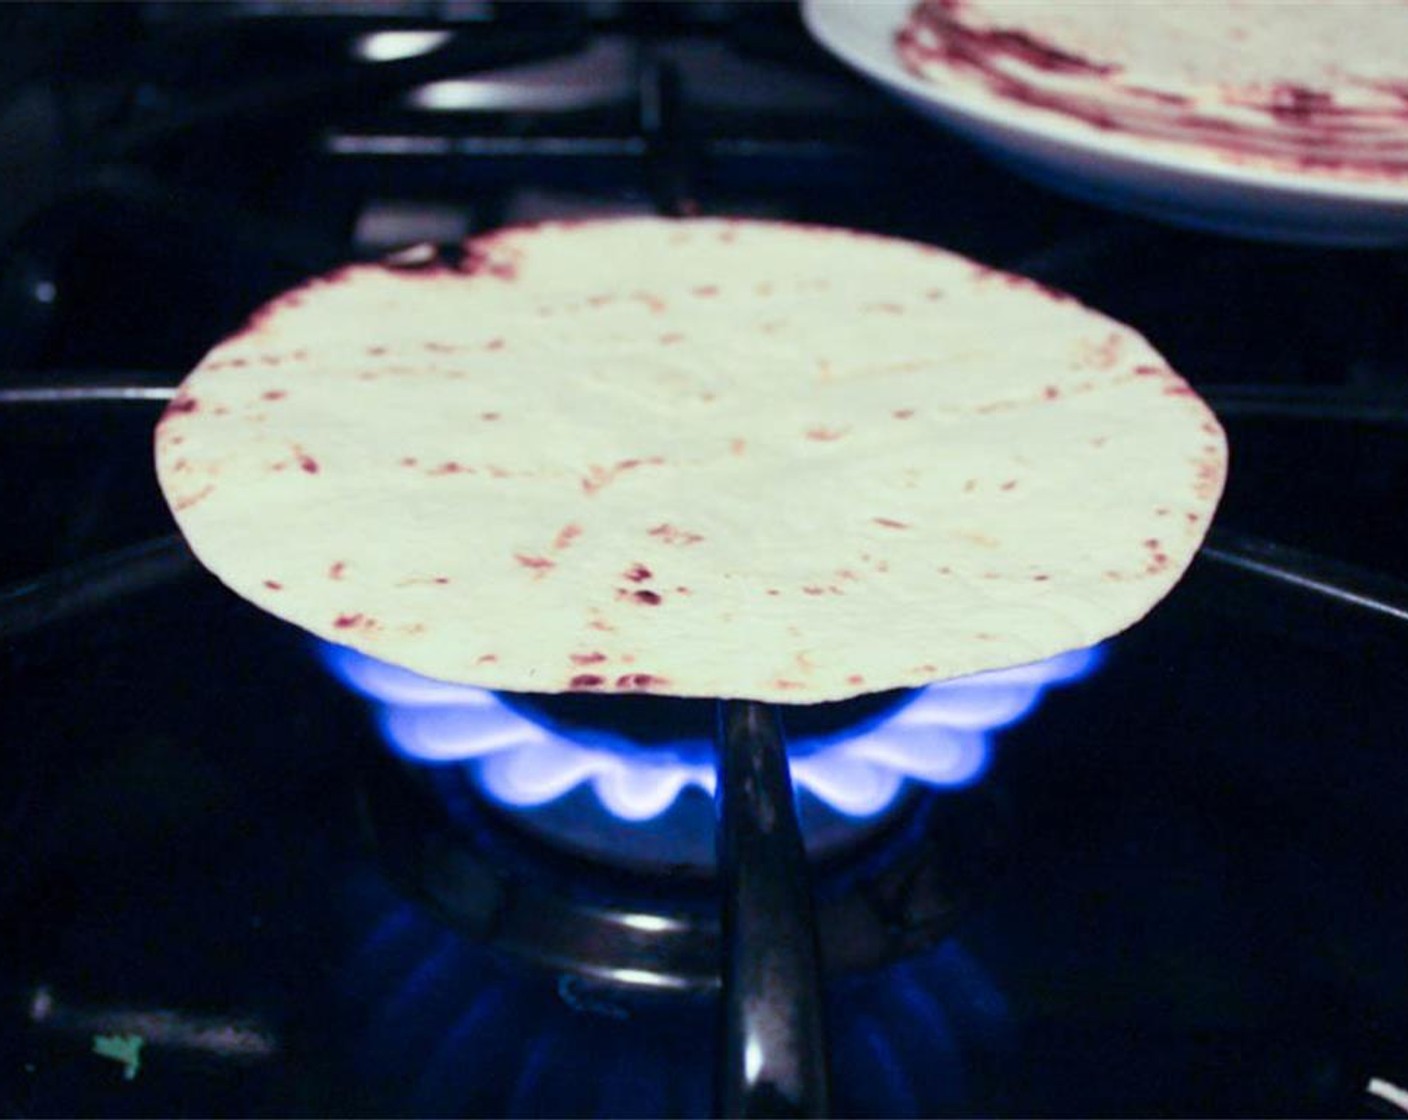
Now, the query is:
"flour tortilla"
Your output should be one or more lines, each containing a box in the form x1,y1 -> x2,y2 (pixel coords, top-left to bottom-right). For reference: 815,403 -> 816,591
897,0 -> 1408,180
155,218 -> 1226,702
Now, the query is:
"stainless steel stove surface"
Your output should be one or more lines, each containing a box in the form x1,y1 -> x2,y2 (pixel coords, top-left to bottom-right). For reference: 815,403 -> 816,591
3,4 -> 1408,1117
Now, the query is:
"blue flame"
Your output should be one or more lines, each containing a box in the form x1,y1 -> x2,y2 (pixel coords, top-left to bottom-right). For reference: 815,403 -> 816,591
322,645 -> 1101,821
336,870 -> 1010,1116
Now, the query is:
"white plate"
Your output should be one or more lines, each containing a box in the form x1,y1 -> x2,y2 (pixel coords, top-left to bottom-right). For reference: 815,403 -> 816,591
802,0 -> 1408,247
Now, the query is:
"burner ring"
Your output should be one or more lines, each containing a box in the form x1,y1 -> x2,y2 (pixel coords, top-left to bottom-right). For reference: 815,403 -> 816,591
357,744 -> 1010,992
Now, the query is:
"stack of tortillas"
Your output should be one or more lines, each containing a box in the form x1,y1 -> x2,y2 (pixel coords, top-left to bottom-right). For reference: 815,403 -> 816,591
155,218 -> 1226,703
897,0 -> 1408,181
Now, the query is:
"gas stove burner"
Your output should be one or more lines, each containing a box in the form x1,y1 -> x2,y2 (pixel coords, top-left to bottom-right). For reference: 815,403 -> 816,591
322,642 -> 1100,871
355,740 -> 1014,992
336,869 -> 1012,1117
325,642 -> 1101,988
329,645 -> 1099,990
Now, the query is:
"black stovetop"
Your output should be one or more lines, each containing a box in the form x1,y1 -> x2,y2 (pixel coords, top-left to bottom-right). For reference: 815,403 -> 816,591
3,3 -> 1408,1117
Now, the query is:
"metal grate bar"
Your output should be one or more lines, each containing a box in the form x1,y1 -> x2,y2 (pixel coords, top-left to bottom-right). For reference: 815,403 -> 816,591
1201,529 -> 1408,626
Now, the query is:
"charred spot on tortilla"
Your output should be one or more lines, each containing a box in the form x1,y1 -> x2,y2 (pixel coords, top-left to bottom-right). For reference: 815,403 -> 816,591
616,673 -> 667,691
648,524 -> 704,546
155,216 -> 1225,702
460,244 -> 518,281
